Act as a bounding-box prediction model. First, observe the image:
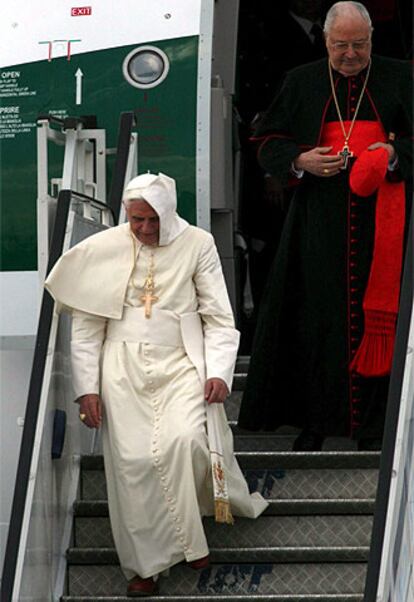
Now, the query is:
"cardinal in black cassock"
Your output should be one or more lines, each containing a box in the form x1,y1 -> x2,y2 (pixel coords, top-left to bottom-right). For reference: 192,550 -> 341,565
237,6 -> 412,451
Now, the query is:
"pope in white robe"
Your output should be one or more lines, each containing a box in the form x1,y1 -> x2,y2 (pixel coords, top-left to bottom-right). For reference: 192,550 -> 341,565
45,172 -> 267,596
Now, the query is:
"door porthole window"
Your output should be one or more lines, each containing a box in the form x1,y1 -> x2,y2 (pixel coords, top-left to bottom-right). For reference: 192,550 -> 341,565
122,46 -> 170,89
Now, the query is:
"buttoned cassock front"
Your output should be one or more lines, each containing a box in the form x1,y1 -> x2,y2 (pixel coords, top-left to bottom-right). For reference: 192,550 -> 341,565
47,222 -> 267,579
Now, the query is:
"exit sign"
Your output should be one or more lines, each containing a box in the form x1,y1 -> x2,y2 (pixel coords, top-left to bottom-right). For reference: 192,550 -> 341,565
71,6 -> 92,16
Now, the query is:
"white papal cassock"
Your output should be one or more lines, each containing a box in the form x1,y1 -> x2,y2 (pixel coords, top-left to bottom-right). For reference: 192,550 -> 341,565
46,219 -> 268,580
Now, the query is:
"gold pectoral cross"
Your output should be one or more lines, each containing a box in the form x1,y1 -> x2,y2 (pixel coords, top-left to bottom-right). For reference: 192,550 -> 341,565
141,252 -> 158,318
140,290 -> 158,318
338,145 -> 354,170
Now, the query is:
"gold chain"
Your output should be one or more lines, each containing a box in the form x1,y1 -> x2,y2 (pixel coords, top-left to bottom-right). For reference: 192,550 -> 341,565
129,230 -> 158,317
328,59 -> 371,147
142,252 -> 155,293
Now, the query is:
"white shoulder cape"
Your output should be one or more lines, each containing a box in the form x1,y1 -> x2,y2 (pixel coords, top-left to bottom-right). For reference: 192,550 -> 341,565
46,223 -> 137,319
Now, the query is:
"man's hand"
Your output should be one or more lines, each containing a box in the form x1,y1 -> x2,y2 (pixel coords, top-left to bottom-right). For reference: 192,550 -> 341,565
204,378 -> 229,404
367,141 -> 396,162
78,393 -> 103,429
294,146 -> 344,177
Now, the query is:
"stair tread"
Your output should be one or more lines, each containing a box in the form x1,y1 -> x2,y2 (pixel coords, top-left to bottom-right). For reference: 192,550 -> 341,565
67,546 -> 370,565
80,451 -> 380,471
74,498 -> 375,517
68,544 -> 371,549
61,593 -> 363,602
81,464 -> 379,502
65,559 -> 368,596
61,593 -> 364,602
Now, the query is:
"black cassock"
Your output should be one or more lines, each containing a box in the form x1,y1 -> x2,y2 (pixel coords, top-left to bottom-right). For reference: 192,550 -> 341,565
238,55 -> 412,440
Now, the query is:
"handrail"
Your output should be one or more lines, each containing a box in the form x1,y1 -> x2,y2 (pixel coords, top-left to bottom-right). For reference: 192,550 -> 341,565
37,113 -> 98,130
363,202 -> 414,602
70,189 -> 116,223
108,111 -> 136,222
0,190 -> 71,602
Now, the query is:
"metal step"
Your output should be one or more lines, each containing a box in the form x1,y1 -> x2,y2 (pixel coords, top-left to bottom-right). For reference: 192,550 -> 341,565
232,436 -> 359,452
67,546 -> 370,564
74,497 -> 375,517
80,453 -> 379,502
64,558 -> 367,597
231,427 -> 361,452
233,433 -> 297,452
62,592 -> 367,601
73,514 -> 373,550
80,451 -> 380,471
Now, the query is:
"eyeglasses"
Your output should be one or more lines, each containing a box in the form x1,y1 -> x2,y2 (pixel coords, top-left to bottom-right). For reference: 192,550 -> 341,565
329,39 -> 371,51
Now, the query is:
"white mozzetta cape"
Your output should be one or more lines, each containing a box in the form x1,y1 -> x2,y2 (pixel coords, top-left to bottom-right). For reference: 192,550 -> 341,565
46,222 -> 239,388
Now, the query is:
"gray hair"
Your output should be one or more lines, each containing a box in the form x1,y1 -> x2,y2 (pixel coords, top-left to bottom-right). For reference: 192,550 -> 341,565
123,196 -> 147,207
324,1 -> 373,34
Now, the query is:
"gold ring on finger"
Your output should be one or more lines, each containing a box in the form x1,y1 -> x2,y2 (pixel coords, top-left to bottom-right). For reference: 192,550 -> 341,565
323,168 -> 329,174
79,413 -> 86,421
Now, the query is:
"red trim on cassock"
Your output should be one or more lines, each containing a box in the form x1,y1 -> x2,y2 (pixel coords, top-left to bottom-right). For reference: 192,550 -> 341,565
321,121 -> 405,378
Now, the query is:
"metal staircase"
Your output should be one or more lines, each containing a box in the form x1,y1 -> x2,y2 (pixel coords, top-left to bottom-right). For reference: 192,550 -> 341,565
61,358 -> 380,601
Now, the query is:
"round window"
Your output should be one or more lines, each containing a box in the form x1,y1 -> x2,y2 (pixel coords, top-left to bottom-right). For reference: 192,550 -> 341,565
122,46 -> 170,89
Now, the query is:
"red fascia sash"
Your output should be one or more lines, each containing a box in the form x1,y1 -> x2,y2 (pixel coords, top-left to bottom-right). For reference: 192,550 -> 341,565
322,120 -> 406,377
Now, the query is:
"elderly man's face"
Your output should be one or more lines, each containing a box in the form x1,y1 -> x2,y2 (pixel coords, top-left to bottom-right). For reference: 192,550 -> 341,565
325,13 -> 372,77
126,199 -> 160,246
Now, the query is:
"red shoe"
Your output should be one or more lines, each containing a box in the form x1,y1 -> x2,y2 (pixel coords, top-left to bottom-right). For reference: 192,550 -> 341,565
187,554 -> 210,570
127,575 -> 158,597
